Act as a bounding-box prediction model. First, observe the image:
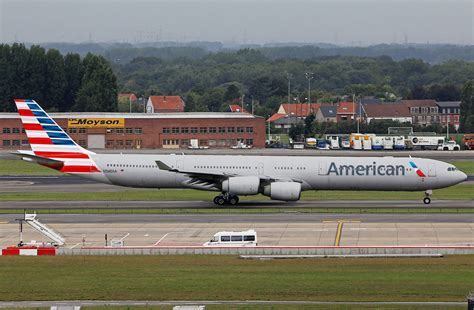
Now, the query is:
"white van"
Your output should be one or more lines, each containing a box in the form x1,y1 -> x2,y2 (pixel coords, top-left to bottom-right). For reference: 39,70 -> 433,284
203,230 -> 257,247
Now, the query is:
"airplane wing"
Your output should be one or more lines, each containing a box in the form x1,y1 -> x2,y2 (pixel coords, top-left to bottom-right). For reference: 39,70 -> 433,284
156,160 -> 302,184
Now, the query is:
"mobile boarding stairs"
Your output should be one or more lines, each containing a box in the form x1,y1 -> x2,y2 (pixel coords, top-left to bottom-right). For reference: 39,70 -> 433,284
17,212 -> 65,247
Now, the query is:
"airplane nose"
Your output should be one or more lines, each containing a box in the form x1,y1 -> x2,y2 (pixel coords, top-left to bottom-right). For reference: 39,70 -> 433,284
458,171 -> 468,183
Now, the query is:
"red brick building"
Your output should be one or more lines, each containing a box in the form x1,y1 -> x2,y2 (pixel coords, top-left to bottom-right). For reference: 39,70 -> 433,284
0,112 -> 265,150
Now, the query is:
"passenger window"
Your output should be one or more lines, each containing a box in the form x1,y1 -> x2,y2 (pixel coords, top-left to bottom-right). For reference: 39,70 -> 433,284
231,236 -> 243,242
220,236 -> 230,242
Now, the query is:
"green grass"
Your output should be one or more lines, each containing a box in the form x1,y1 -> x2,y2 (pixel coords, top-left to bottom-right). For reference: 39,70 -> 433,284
0,184 -> 472,201
0,305 -> 465,310
0,159 -> 63,176
0,159 -> 472,176
1,255 -> 472,302
452,161 -> 474,175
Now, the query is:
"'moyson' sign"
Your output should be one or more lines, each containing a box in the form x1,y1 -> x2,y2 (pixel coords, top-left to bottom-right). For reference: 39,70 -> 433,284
68,118 -> 125,128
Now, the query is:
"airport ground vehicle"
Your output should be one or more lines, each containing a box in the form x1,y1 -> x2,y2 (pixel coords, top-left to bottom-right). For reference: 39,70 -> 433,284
437,141 -> 461,151
305,138 -> 317,148
203,230 -> 257,246
463,134 -> 474,150
371,136 -> 384,150
407,135 -> 445,150
12,99 -> 468,206
188,139 -> 209,149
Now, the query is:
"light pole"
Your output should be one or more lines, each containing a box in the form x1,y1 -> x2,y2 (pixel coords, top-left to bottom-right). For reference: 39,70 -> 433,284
305,72 -> 313,113
267,115 -> 271,143
286,73 -> 292,103
241,94 -> 245,112
251,96 -> 254,115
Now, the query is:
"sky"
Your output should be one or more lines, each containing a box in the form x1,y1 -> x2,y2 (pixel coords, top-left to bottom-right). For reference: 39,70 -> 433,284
0,0 -> 472,45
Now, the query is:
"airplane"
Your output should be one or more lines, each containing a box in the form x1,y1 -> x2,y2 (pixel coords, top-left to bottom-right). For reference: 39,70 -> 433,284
12,99 -> 467,206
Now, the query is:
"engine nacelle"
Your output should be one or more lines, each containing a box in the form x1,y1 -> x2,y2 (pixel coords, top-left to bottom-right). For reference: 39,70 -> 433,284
263,182 -> 301,201
221,176 -> 260,195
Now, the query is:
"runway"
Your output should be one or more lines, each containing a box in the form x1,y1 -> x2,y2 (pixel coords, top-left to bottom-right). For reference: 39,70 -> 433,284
0,199 -> 473,209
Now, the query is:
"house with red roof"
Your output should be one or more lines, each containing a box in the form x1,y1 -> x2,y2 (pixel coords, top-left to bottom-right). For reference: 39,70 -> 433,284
228,104 -> 248,113
146,96 -> 185,113
363,103 -> 412,124
401,99 -> 440,126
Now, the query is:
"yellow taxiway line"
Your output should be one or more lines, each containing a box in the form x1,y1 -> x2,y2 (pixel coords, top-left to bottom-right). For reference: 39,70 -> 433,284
323,220 -> 361,246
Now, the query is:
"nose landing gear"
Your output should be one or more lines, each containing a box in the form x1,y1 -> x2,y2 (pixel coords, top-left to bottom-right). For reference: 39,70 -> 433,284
423,190 -> 432,205
213,193 -> 239,206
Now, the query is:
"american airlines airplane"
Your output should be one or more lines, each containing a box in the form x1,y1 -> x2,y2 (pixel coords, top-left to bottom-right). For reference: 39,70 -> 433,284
13,99 -> 467,205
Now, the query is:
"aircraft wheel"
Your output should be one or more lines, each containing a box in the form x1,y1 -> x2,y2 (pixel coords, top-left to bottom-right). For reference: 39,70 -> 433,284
216,196 -> 226,206
228,195 -> 239,206
213,196 -> 220,205
423,197 -> 431,205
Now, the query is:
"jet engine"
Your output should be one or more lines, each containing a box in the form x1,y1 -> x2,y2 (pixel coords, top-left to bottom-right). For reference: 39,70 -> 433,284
221,176 -> 260,195
263,181 -> 301,201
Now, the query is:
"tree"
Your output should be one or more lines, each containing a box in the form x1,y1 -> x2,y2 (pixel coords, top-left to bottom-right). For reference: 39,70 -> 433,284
224,84 -> 241,102
459,80 -> 473,133
304,113 -> 315,135
63,53 -> 84,111
289,123 -> 305,141
44,49 -> 66,111
75,54 -> 118,112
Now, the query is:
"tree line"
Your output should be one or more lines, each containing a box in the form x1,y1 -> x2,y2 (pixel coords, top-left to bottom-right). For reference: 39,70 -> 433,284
0,44 -> 117,112
116,49 -> 473,118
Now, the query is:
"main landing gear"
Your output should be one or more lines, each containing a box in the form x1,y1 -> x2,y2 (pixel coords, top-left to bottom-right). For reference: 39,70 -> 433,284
213,193 -> 239,206
423,190 -> 432,205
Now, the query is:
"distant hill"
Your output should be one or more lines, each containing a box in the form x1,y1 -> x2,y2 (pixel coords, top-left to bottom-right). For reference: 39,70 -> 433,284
22,41 -> 474,64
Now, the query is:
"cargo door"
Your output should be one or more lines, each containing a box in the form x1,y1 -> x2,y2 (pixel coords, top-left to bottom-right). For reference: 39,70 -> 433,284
428,164 -> 436,177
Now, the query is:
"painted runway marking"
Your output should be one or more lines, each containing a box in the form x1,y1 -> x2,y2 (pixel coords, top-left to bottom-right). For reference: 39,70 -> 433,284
69,242 -> 81,249
323,220 -> 361,246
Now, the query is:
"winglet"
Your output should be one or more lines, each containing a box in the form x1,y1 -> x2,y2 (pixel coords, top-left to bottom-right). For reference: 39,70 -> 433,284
156,160 -> 173,171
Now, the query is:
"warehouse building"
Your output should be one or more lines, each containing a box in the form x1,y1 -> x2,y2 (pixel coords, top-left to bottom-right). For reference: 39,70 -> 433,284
0,112 -> 265,150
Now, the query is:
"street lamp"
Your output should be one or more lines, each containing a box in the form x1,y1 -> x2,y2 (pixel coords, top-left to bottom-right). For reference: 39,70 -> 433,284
305,72 -> 313,112
286,73 -> 292,103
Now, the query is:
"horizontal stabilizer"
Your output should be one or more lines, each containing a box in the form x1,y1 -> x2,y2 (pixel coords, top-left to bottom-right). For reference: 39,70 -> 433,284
12,152 -> 64,170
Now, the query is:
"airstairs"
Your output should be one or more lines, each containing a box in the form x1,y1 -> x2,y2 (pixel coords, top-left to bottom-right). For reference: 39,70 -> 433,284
21,213 -> 65,246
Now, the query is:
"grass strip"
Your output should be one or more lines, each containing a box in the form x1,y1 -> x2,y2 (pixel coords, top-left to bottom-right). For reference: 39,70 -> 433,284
1,255 -> 473,302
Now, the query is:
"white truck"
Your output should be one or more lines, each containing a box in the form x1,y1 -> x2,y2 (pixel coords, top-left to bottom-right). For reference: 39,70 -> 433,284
408,136 -> 445,150
188,139 -> 209,149
203,230 -> 257,247
437,141 -> 461,151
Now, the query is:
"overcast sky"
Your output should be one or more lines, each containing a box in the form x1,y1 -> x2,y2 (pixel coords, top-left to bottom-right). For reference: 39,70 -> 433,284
1,0 -> 472,45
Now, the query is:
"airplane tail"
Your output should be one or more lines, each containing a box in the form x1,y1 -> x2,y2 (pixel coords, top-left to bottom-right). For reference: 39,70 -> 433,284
14,99 -> 101,173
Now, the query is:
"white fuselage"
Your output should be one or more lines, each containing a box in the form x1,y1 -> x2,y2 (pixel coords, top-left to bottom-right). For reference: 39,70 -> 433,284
78,154 -> 466,192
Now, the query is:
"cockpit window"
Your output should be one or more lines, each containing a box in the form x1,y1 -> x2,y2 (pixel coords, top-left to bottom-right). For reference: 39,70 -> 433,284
447,167 -> 457,171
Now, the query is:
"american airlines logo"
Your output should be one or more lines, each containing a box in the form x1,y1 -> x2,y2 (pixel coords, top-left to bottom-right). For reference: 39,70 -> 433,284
328,162 -> 406,176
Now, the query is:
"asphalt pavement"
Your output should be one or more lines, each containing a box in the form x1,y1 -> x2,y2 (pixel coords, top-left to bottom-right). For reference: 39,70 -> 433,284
1,213 -> 473,223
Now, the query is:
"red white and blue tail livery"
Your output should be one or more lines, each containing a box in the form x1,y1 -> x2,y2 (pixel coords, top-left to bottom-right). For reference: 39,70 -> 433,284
14,99 -> 100,173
